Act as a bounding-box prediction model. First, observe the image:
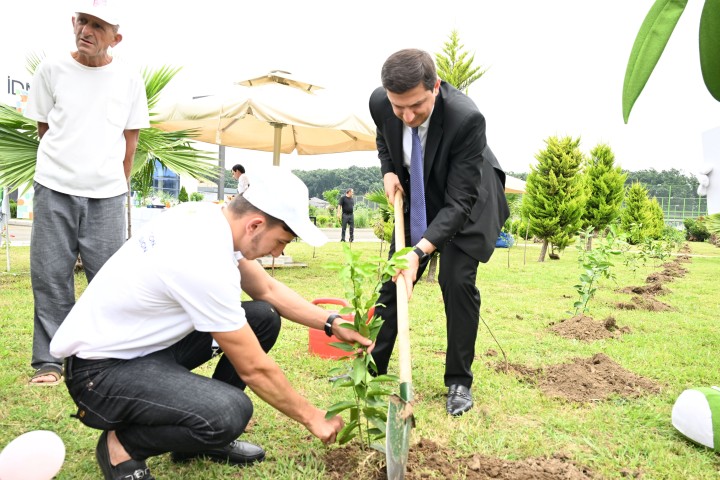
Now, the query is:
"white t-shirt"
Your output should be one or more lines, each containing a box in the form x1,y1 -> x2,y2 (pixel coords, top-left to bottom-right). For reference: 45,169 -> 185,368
25,53 -> 150,198
237,174 -> 250,195
50,203 -> 246,360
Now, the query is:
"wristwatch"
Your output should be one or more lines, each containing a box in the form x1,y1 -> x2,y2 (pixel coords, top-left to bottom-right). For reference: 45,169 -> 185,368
324,314 -> 341,337
413,246 -> 429,261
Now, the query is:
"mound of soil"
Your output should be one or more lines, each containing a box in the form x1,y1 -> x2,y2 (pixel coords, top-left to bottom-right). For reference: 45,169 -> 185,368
660,262 -> 688,278
549,315 -> 630,341
615,294 -> 673,311
617,283 -> 670,296
324,438 -> 597,479
495,353 -> 660,403
675,254 -> 691,263
645,272 -> 675,284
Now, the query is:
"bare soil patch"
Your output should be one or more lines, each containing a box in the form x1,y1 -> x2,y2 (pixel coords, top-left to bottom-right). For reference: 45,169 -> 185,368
615,294 -> 673,311
617,283 -> 670,296
549,315 -> 630,342
495,353 -> 661,403
324,438 -> 598,479
620,253 -> 691,309
659,262 -> 688,278
645,272 -> 674,284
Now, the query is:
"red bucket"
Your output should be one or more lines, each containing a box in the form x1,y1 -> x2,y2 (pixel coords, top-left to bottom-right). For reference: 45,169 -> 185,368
309,298 -> 375,359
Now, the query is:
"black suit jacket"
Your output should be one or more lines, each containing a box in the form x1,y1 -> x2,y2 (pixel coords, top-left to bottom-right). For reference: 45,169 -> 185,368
369,81 -> 509,262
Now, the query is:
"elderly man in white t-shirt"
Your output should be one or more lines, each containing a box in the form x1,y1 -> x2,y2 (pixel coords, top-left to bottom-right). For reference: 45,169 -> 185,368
24,0 -> 149,386
50,167 -> 372,480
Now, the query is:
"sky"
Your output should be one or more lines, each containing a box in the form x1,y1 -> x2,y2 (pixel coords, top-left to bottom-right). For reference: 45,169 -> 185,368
3,0 -> 720,176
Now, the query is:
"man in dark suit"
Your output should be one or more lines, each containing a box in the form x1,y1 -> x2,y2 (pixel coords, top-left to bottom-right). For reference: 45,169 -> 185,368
369,48 -> 509,416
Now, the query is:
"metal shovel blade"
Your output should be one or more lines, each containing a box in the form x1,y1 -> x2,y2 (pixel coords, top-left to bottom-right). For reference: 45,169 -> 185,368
386,386 -> 414,480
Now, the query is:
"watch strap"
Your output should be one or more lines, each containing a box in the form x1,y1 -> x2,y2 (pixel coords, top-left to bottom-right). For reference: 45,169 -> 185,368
413,246 -> 428,260
324,314 -> 341,337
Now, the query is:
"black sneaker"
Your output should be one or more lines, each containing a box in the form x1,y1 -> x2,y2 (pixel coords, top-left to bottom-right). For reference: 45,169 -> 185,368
96,431 -> 155,480
171,440 -> 265,466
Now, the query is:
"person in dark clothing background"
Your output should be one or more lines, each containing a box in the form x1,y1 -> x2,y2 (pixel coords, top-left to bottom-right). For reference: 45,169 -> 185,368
337,188 -> 355,242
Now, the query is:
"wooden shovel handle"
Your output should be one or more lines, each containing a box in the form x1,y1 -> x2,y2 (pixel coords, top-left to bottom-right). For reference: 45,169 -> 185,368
393,194 -> 412,386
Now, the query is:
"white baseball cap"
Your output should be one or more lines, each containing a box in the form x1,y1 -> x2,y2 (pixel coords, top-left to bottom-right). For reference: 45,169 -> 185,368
75,0 -> 121,26
243,167 -> 327,247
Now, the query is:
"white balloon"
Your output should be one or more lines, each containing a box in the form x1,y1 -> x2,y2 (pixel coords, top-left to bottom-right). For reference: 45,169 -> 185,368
0,430 -> 65,480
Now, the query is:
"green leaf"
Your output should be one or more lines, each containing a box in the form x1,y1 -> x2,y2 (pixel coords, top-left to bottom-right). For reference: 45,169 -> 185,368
700,0 -> 720,100
328,342 -> 355,352
337,421 -> 358,445
367,415 -> 388,433
622,0 -> 688,123
325,400 -> 357,418
369,374 -> 399,384
362,406 -> 387,419
351,357 -> 367,385
330,376 -> 354,388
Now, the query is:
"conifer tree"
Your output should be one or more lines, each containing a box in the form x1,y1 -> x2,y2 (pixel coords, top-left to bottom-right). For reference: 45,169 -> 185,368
521,136 -> 587,261
435,29 -> 487,94
581,144 -> 627,249
646,197 -> 666,240
620,182 -> 653,244
178,186 -> 189,203
425,30 -> 487,282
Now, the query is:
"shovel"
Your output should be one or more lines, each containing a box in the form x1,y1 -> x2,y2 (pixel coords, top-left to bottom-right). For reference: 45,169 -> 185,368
386,193 -> 415,480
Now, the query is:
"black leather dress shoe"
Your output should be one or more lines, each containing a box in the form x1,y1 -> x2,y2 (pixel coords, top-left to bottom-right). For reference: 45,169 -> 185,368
446,384 -> 473,416
171,440 -> 265,466
96,431 -> 155,480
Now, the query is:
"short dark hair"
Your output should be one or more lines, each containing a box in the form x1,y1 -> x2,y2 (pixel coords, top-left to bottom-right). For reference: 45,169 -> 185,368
226,195 -> 296,236
381,48 -> 437,94
232,164 -> 245,174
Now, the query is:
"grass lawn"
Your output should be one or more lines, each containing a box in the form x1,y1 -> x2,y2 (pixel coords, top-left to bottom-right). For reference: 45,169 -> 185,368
1,239 -> 719,479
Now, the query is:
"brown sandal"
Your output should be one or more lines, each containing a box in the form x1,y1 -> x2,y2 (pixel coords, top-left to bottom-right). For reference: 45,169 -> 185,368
29,365 -> 63,386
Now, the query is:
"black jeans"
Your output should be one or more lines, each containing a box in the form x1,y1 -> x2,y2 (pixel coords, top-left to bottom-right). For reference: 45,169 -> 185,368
341,213 -> 354,241
63,301 -> 280,461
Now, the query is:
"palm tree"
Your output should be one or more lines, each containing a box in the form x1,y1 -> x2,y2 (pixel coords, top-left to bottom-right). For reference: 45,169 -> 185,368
0,59 -> 220,237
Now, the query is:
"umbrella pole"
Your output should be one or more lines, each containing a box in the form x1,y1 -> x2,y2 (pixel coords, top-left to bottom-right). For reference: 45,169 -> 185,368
218,145 -> 226,201
2,187 -> 9,271
271,123 -> 284,166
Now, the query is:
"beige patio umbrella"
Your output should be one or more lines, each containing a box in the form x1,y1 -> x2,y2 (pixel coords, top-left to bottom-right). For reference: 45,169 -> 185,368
154,71 -> 377,166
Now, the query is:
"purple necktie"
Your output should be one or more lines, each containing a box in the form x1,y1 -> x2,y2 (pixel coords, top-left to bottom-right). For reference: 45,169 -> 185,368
410,127 -> 427,245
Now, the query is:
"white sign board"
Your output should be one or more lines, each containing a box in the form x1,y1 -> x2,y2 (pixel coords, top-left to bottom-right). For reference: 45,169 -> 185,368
701,128 -> 720,215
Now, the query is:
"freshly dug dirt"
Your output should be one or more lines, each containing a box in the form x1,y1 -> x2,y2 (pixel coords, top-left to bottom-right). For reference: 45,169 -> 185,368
660,262 -> 688,278
617,283 -> 670,296
495,353 -> 661,403
324,438 -> 598,479
615,294 -> 673,311
549,315 -> 631,341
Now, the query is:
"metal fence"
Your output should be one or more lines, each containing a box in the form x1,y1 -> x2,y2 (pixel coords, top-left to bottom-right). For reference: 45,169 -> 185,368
655,196 -> 708,227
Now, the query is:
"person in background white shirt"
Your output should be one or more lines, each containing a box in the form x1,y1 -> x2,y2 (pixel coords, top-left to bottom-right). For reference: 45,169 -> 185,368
23,0 -> 149,386
232,163 -> 250,195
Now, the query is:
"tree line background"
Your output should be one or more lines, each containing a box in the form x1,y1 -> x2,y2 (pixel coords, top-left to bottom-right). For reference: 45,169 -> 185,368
266,165 -> 702,201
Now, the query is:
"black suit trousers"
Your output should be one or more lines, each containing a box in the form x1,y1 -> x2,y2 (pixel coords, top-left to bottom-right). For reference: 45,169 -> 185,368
372,240 -> 480,389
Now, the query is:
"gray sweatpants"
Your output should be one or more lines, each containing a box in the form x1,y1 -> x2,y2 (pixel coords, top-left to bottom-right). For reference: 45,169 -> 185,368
30,183 -> 126,370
